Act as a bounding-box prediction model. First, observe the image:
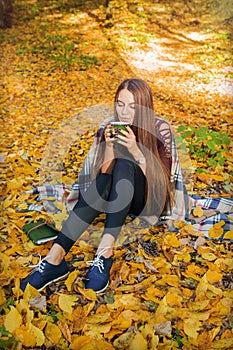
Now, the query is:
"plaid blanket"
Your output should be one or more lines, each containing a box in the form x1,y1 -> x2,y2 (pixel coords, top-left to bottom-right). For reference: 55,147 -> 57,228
23,117 -> 233,239
188,196 -> 233,239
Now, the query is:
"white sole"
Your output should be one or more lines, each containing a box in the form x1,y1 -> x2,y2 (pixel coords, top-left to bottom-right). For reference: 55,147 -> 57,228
37,272 -> 69,292
95,280 -> 109,294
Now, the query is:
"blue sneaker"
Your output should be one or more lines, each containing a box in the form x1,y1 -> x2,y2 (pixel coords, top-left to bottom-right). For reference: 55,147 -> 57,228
20,258 -> 69,292
85,250 -> 113,293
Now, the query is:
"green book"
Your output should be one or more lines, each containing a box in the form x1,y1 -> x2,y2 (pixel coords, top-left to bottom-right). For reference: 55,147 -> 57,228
23,221 -> 59,245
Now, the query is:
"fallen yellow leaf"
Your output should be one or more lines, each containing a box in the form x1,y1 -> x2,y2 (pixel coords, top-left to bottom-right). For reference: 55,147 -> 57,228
214,220 -> 225,228
16,299 -> 34,324
206,270 -> 222,284
208,226 -> 224,239
166,288 -> 182,307
95,339 -> 115,350
184,318 -> 201,339
210,174 -> 225,182
128,333 -> 147,350
164,233 -> 180,248
17,203 -> 29,210
30,324 -> 45,347
87,312 -> 112,324
78,287 -> 97,302
23,283 -> 41,301
189,300 -> 210,311
3,197 -> 14,208
196,274 -> 208,295
201,252 -> 217,261
70,335 -> 95,350
14,325 -> 37,347
173,220 -> 185,229
224,230 -> 233,239
193,206 -> 204,217
155,296 -> 168,318
111,312 -> 132,330
57,320 -> 72,343
197,173 -> 209,183
58,294 -> 78,314
4,306 -> 22,333
65,269 -> 79,291
141,324 -> 159,350
45,322 -> 62,346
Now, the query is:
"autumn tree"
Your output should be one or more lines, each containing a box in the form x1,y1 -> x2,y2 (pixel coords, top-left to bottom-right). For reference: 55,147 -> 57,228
0,0 -> 13,28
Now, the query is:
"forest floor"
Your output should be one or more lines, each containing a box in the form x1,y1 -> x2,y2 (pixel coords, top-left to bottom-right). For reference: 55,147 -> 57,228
0,0 -> 233,349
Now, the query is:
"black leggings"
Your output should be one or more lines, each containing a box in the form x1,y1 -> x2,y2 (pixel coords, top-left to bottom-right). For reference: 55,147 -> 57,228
54,158 -> 146,253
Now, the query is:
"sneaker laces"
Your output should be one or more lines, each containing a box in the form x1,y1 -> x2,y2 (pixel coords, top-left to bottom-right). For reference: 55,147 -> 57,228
86,248 -> 110,273
29,254 -> 51,273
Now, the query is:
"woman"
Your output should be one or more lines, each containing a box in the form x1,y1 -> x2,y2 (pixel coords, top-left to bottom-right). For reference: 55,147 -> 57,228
20,78 -> 187,293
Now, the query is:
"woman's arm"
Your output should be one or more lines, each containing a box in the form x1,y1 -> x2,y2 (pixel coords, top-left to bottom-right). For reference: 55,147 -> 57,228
129,146 -> 146,175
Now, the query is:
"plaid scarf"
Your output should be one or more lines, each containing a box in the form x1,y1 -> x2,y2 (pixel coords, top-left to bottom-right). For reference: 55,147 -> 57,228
24,117 -> 233,239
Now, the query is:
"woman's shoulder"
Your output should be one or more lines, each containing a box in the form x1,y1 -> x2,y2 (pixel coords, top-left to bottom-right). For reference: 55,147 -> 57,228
155,116 -> 173,137
154,116 -> 173,156
155,115 -> 171,128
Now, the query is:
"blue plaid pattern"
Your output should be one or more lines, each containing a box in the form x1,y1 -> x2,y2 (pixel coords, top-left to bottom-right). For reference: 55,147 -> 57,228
188,196 -> 233,239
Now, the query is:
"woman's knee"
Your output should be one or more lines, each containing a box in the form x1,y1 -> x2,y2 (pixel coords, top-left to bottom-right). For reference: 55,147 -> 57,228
113,158 -> 134,179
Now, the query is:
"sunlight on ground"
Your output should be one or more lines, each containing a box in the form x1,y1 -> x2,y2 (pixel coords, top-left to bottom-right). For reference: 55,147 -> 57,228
123,36 -> 233,98
125,41 -> 197,72
185,32 -> 213,41
59,12 -> 89,25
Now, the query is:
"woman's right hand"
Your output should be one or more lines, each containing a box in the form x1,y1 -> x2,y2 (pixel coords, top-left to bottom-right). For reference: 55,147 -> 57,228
104,124 -> 115,145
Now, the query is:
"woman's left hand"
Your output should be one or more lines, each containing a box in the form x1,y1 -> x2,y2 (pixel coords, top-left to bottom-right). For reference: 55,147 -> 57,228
117,126 -> 146,173
116,126 -> 138,154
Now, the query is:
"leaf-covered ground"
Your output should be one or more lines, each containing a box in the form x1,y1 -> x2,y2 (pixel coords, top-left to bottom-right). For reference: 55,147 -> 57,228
0,0 -> 233,349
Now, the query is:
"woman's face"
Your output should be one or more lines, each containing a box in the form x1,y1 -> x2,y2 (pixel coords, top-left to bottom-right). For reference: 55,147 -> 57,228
116,89 -> 135,124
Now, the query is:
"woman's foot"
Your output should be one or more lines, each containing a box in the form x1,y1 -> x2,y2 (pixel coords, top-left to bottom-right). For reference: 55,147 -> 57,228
85,234 -> 114,293
20,244 -> 68,292
85,248 -> 113,293
20,258 -> 69,292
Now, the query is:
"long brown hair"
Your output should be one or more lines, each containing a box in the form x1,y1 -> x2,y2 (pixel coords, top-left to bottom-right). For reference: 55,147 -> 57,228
114,78 -> 173,215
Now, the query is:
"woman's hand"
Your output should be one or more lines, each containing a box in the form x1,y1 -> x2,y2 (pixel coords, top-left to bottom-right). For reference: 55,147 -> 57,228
116,126 -> 138,154
104,124 -> 115,147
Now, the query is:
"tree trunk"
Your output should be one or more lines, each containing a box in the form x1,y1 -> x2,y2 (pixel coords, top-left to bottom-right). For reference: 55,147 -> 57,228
0,0 -> 13,28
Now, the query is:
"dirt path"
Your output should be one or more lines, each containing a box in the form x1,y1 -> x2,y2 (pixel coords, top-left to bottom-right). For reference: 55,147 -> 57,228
118,0 -> 233,117
125,0 -> 233,96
